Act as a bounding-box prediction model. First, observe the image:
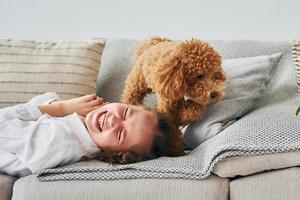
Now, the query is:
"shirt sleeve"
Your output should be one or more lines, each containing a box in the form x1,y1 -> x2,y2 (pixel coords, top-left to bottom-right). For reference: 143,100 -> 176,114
28,92 -> 61,106
0,92 -> 61,122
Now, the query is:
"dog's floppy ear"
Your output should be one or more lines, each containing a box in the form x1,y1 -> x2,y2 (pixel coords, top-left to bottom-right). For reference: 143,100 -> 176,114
154,55 -> 187,100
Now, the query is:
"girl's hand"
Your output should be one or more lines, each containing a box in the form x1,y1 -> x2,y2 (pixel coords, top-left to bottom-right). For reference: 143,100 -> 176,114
52,94 -> 105,117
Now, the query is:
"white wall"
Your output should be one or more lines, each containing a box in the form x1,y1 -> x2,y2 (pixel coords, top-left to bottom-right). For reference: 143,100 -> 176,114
0,0 -> 299,41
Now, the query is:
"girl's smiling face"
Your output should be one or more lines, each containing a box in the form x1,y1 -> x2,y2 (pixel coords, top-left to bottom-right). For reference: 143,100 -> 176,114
84,103 -> 156,154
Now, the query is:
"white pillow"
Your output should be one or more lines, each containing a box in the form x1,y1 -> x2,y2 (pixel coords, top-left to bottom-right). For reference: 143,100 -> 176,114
183,53 -> 282,149
0,38 -> 105,108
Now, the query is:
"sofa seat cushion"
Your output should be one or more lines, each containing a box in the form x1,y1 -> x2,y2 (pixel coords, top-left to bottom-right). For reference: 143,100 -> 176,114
213,151 -> 300,178
12,175 -> 229,200
0,174 -> 17,200
230,167 -> 300,200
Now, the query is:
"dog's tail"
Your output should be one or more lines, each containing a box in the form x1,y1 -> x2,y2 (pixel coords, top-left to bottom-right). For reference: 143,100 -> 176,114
132,36 -> 172,63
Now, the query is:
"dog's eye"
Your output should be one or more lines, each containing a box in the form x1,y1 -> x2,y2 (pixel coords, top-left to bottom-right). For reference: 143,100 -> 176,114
196,75 -> 204,81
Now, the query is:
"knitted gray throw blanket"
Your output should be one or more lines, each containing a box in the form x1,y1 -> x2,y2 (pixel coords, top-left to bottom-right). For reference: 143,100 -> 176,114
37,42 -> 300,181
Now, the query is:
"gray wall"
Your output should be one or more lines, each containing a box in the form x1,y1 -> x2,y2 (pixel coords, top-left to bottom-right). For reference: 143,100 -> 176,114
0,0 -> 299,41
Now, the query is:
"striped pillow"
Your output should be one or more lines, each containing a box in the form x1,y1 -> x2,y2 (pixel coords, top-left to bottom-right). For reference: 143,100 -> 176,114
292,40 -> 300,93
0,39 -> 105,108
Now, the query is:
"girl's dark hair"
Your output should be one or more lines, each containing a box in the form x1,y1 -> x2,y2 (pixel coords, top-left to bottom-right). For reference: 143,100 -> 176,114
95,110 -> 186,165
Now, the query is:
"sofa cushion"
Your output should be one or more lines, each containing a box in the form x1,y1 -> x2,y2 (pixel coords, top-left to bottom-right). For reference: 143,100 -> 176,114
230,167 -> 300,200
0,174 -> 17,200
183,53 -> 282,149
0,38 -> 105,108
12,175 -> 229,200
213,151 -> 300,178
96,39 -> 148,104
98,39 -> 292,104
203,40 -> 299,178
97,39 -> 292,100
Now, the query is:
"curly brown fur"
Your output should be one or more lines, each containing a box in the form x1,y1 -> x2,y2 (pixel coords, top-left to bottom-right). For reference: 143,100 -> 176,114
121,36 -> 226,127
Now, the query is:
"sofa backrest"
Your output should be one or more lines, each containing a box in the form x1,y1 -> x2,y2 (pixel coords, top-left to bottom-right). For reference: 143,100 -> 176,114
96,39 -> 296,108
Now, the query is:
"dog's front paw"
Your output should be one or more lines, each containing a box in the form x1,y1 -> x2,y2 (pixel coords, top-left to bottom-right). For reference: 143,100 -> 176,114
179,110 -> 203,126
176,101 -> 206,126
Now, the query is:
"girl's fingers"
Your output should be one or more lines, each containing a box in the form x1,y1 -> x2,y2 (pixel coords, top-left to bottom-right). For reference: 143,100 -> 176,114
93,100 -> 108,108
88,97 -> 103,106
97,96 -> 103,101
84,94 -> 97,101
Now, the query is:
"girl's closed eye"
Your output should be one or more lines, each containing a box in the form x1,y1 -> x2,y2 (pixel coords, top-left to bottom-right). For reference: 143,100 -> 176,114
118,129 -> 122,142
118,129 -> 125,144
123,106 -> 129,119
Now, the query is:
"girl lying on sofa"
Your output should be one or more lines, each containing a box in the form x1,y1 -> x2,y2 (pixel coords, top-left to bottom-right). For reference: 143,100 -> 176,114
0,92 -> 185,177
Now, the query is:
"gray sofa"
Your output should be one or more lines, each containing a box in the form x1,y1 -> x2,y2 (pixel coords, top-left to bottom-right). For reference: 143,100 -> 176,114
1,39 -> 300,200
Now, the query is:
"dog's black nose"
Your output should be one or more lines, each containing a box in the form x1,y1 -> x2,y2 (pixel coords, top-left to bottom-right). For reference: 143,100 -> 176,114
210,92 -> 218,98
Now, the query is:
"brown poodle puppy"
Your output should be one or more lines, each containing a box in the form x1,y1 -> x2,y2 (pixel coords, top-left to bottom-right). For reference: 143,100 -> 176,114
121,36 -> 226,127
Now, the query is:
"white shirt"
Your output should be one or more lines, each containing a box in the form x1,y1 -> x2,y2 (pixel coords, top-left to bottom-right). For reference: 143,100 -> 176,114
0,92 -> 101,177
